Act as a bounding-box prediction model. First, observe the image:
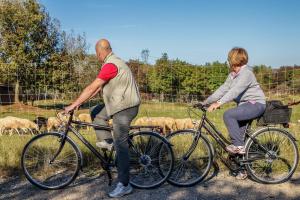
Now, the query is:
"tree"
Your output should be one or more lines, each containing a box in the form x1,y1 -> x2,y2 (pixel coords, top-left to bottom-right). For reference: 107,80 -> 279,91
0,0 -> 87,103
141,49 -> 149,64
0,0 -> 62,102
148,53 -> 177,101
204,61 -> 229,94
252,65 -> 273,91
127,59 -> 149,93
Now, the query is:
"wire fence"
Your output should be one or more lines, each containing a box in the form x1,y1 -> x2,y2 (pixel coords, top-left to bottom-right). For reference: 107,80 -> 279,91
0,63 -> 300,124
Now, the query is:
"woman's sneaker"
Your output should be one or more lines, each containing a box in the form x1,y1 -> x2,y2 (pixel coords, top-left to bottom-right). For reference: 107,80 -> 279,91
226,145 -> 245,154
236,146 -> 245,154
108,182 -> 133,198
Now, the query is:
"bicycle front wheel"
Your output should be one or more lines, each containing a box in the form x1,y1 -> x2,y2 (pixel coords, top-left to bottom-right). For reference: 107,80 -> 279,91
167,129 -> 213,187
245,127 -> 299,184
21,132 -> 82,189
128,131 -> 174,189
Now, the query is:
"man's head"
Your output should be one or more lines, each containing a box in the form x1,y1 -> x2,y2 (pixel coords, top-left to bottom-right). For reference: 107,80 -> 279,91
95,39 -> 112,62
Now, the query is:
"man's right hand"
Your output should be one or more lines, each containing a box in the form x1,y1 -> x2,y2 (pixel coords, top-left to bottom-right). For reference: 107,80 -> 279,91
207,102 -> 221,112
64,104 -> 77,114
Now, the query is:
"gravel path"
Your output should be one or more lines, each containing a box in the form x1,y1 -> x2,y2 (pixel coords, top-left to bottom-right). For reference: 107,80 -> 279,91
1,172 -> 300,200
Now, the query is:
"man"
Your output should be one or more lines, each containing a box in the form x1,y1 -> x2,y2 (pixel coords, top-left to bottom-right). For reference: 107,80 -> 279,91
64,39 -> 141,197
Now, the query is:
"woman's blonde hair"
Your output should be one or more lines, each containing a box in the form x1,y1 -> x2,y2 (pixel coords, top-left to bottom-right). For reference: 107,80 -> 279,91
227,47 -> 248,68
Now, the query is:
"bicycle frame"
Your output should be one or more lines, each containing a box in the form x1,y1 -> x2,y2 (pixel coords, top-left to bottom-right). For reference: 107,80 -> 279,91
190,105 -> 270,172
49,111 -> 165,185
50,111 -> 115,184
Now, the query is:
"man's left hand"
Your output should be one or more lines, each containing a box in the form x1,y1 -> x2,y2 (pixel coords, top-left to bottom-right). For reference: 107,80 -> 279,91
207,102 -> 221,112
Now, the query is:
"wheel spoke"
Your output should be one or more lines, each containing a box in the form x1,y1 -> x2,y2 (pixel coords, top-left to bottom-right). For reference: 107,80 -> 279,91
167,130 -> 212,186
129,132 -> 173,189
246,128 -> 298,184
22,133 -> 79,189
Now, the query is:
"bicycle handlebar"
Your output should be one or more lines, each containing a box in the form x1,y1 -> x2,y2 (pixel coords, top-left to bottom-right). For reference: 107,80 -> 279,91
192,102 -> 208,111
56,110 -> 74,125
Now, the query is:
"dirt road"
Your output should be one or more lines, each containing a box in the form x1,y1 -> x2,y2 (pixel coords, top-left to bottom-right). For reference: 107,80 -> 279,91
1,172 -> 300,200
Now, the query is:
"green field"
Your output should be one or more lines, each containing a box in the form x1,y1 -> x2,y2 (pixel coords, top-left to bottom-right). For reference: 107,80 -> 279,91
0,100 -> 300,178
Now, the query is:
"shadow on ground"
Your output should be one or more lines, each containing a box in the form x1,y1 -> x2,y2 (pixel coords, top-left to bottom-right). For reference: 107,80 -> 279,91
1,171 -> 299,200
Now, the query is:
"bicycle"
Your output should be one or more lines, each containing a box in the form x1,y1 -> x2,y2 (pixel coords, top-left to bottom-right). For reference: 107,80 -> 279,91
21,111 -> 174,190
167,102 -> 299,187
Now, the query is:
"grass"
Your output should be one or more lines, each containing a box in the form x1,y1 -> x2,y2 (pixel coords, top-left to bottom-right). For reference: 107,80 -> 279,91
0,99 -> 300,179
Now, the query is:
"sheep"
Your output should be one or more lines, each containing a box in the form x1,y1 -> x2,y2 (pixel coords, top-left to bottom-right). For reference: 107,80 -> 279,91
0,117 -> 22,135
78,113 -> 92,130
162,117 -> 177,133
46,117 -> 61,132
175,118 -> 199,130
0,116 -> 39,135
46,113 -> 81,132
78,113 -> 112,124
78,113 -> 92,123
134,117 -> 176,134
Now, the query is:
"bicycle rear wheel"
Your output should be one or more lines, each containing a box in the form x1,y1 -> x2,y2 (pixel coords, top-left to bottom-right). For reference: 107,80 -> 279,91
21,132 -> 82,189
167,129 -> 213,187
245,127 -> 299,184
128,131 -> 174,189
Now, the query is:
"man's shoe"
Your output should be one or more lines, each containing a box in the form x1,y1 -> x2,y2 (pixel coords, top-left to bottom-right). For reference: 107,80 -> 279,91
108,182 -> 133,198
96,141 -> 113,150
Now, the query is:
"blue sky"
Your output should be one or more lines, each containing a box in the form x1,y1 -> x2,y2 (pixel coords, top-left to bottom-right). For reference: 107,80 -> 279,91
39,0 -> 300,67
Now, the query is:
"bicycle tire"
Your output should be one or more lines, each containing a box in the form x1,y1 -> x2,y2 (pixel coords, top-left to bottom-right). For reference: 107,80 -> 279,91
21,132 -> 82,190
245,127 -> 299,184
128,131 -> 174,189
166,129 -> 213,187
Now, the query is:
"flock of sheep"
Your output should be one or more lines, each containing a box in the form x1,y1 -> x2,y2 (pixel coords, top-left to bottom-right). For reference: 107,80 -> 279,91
0,113 -> 92,136
0,113 -> 198,136
133,117 -> 198,134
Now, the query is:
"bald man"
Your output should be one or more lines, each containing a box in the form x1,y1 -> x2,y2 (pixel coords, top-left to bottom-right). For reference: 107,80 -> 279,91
65,39 -> 140,197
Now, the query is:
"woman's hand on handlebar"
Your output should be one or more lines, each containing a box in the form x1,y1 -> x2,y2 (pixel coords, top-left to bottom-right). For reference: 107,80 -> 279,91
207,102 -> 221,112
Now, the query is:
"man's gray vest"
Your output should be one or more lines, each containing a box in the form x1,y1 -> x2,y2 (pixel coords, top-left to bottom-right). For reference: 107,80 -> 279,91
102,53 -> 141,116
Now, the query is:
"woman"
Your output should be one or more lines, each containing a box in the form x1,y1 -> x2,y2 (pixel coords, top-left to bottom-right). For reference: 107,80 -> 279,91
203,47 -> 266,179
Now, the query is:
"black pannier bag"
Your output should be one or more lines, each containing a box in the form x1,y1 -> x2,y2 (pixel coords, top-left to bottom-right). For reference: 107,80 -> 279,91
257,100 -> 292,126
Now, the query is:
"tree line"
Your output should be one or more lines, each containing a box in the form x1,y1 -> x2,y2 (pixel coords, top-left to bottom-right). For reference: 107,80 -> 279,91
127,54 -> 300,102
1,0 -> 299,105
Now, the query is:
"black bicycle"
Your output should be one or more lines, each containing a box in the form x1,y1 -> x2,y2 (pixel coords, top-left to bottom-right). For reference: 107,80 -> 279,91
21,111 -> 174,190
167,103 -> 299,186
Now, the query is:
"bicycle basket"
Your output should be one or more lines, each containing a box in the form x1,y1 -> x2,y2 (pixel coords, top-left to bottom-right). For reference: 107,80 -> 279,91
257,100 -> 292,125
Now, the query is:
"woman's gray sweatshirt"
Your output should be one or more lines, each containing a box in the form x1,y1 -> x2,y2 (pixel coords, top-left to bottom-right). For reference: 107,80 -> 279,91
203,66 -> 266,105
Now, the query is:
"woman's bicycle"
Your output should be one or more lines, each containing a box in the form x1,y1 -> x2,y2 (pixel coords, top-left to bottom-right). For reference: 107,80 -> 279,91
21,111 -> 174,190
167,102 -> 299,187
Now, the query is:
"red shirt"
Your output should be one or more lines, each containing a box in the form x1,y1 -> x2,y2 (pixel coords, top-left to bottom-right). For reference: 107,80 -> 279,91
97,63 -> 118,81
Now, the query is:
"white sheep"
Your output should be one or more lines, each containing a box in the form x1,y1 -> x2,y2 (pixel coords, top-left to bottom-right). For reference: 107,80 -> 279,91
134,117 -> 176,134
47,113 -> 80,132
0,117 -> 22,135
78,113 -> 92,123
46,117 -> 61,132
78,113 -> 92,131
0,116 -> 39,135
175,118 -> 199,130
